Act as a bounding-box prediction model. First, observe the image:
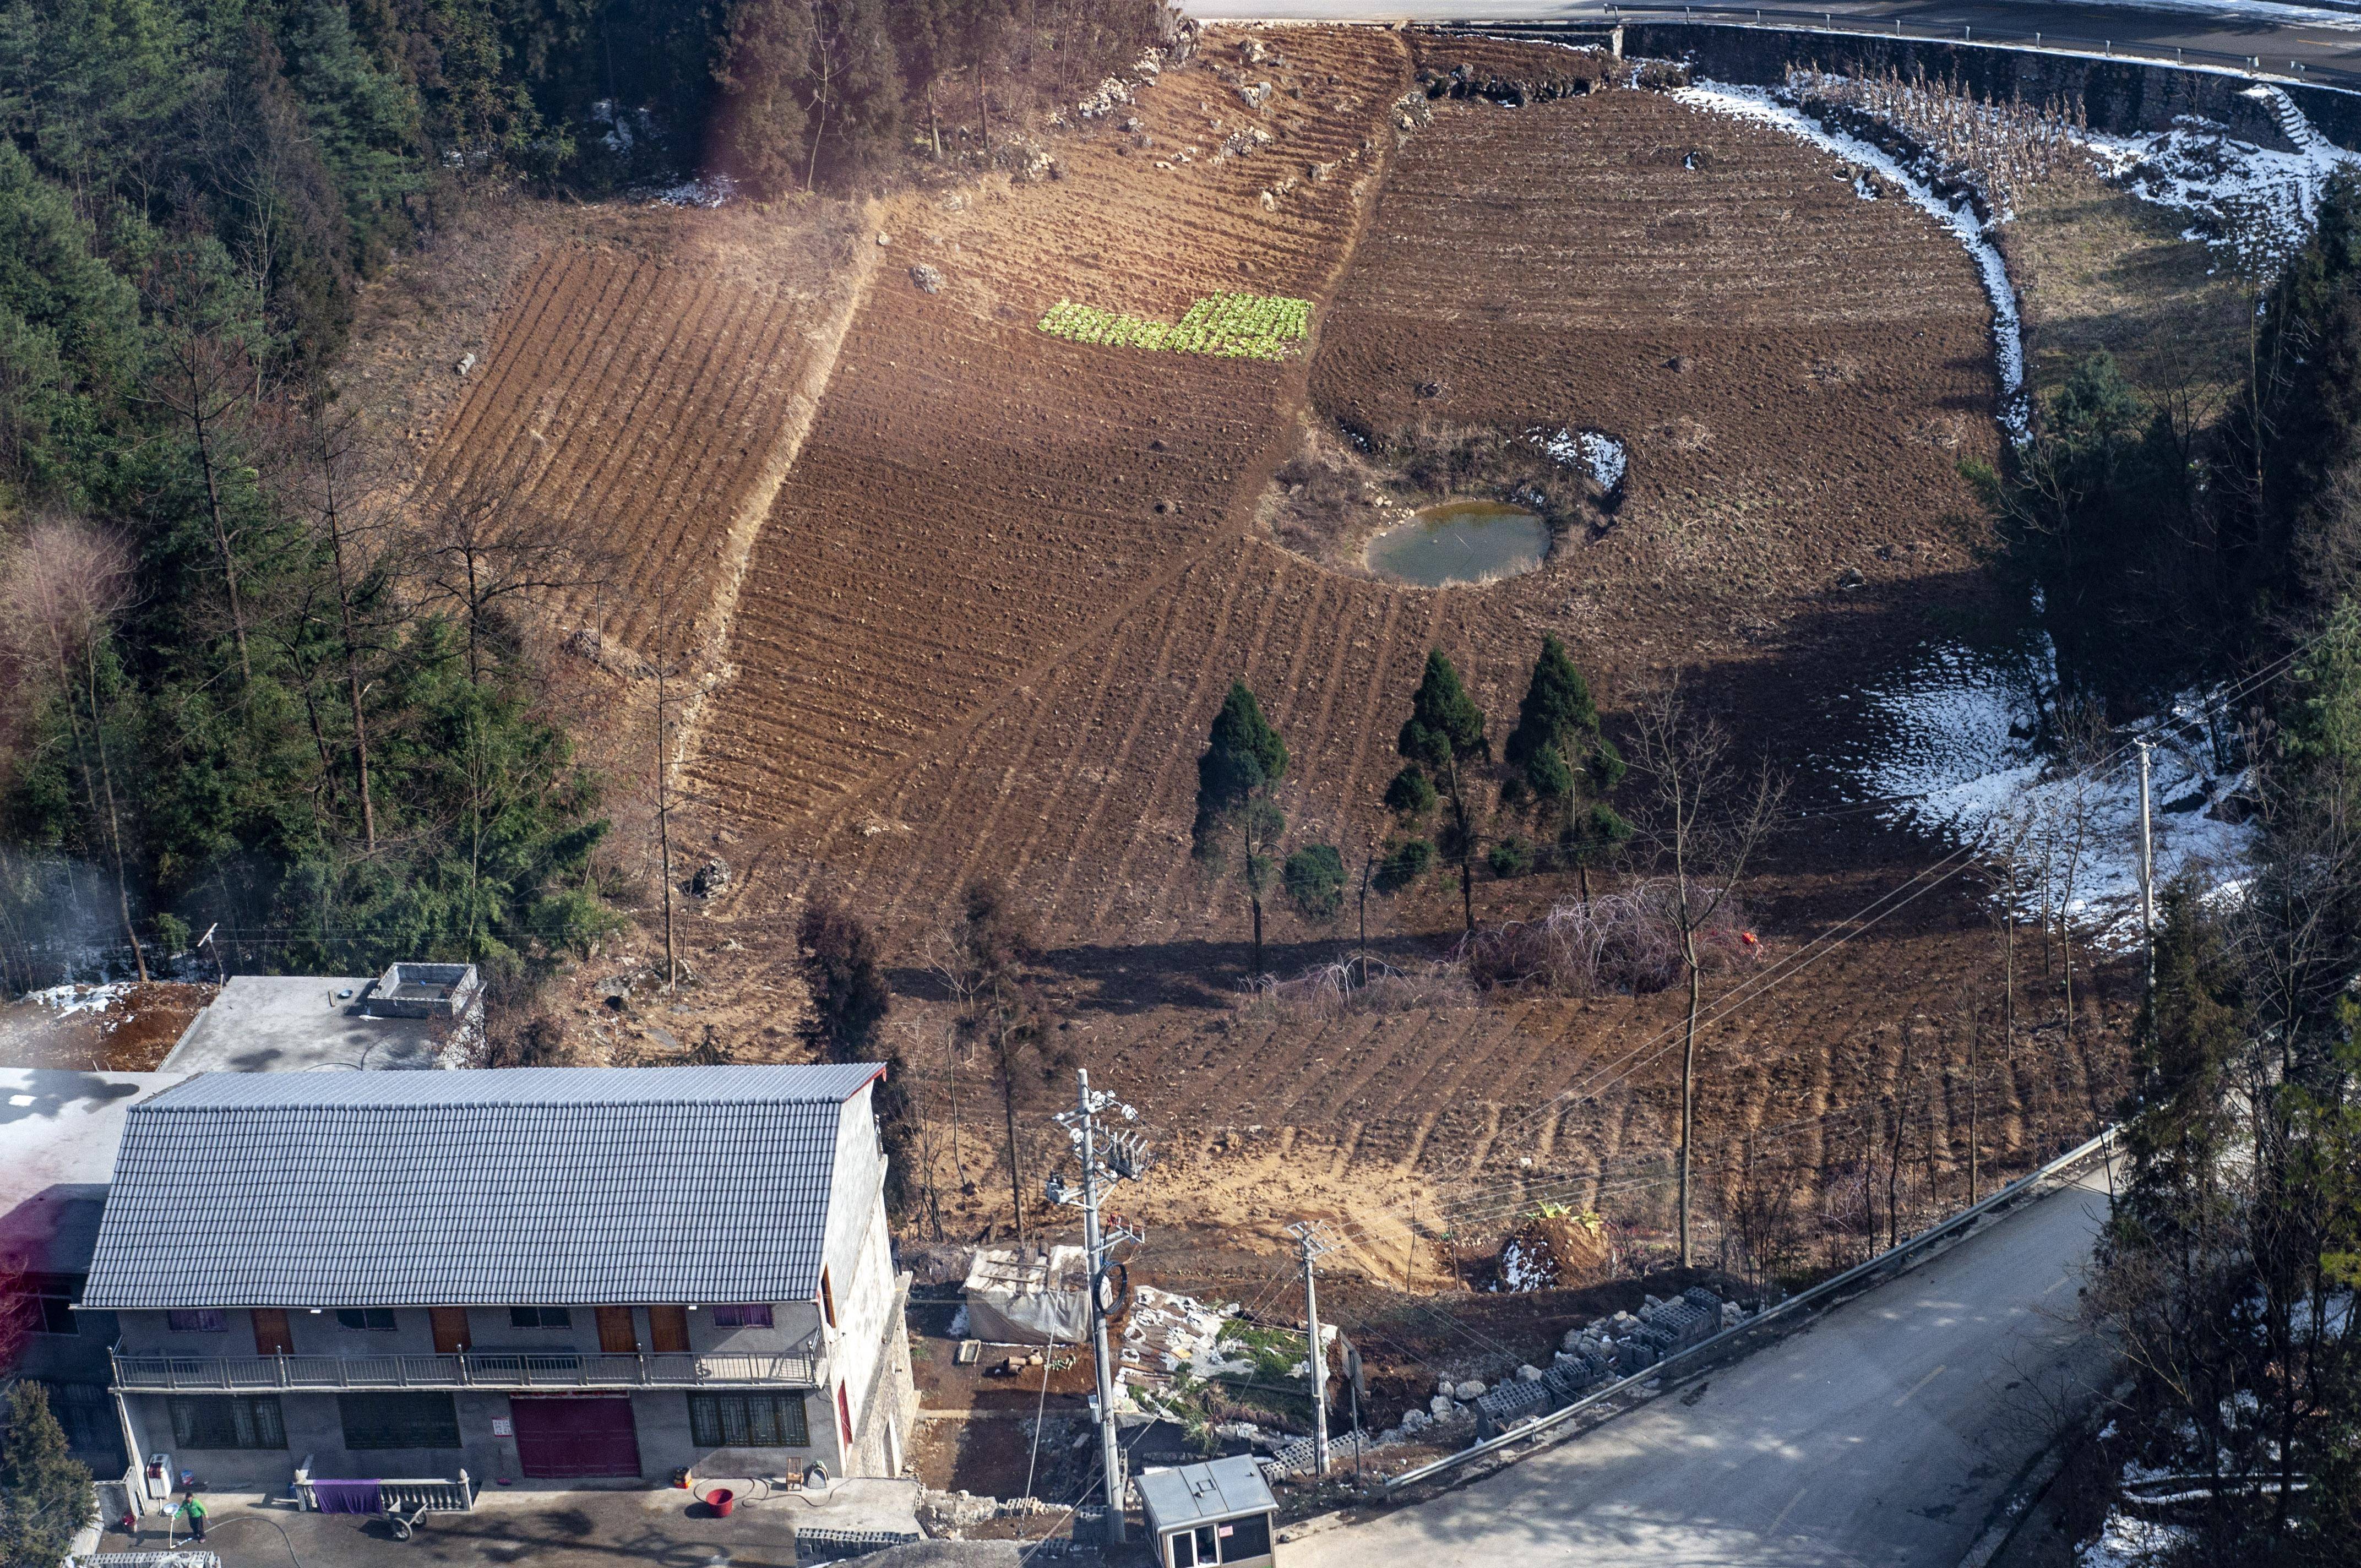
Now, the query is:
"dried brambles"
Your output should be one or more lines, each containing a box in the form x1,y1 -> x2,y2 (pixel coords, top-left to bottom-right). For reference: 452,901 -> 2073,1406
1037,292 -> 1313,360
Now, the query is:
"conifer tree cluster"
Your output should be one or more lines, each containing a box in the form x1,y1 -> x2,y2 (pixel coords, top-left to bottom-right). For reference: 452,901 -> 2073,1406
0,1383 -> 93,1568
1377,642 -> 1627,932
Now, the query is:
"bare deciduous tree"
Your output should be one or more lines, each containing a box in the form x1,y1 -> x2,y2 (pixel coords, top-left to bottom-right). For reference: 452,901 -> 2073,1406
144,325 -> 262,681
289,399 -> 396,848
1629,680 -> 1786,1267
939,879 -> 1073,1244
0,519 -> 146,978
413,469 -> 601,686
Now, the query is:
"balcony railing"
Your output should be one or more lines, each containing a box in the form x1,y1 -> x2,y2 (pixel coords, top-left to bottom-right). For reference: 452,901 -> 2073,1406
112,1347 -> 822,1392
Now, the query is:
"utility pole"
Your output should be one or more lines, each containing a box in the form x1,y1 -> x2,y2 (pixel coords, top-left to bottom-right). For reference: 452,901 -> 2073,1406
1049,1073 -> 1150,1545
655,582 -> 677,994
1288,1221 -> 1342,1477
2136,738 -> 2156,1003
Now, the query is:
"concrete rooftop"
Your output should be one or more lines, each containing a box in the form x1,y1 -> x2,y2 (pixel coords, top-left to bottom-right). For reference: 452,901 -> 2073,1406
0,1068 -> 188,1275
161,976 -> 460,1074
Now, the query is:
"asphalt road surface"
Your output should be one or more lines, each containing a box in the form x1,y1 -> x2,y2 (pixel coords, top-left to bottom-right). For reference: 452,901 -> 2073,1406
1287,1166 -> 2121,1568
1183,0 -> 2361,88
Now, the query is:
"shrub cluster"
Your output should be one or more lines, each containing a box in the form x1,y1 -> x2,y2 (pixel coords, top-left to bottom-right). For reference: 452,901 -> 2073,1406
1234,958 -> 1473,1023
1465,883 -> 1763,996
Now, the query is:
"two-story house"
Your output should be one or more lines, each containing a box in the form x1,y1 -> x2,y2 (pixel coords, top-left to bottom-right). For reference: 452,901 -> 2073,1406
82,1064 -> 915,1490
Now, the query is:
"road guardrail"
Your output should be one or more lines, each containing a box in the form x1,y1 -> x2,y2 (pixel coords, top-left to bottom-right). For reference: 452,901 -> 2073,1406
1452,9 -> 2360,92
1385,1123 -> 2123,1493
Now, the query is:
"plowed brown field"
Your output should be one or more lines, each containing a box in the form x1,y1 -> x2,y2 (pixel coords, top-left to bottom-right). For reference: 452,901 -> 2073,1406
571,31 -> 2123,1288
696,36 -> 2003,946
685,25 -> 1413,849
422,222 -> 871,663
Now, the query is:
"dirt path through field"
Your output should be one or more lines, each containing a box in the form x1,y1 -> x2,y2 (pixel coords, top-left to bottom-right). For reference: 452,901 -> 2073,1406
689,24 -> 1418,910
671,226 -> 885,775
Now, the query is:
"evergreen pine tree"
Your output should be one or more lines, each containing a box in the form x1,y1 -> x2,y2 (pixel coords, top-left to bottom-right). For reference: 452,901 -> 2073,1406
1394,650 -> 1488,934
1194,680 -> 1288,978
1504,634 -> 1597,769
0,1382 -> 94,1568
1504,635 -> 1628,901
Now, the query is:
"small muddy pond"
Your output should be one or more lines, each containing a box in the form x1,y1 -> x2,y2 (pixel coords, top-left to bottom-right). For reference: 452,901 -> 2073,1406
1364,499 -> 1549,587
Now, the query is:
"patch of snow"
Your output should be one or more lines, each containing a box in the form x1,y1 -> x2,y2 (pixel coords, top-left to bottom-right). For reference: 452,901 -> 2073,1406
1820,639 -> 2255,944
1488,1237 -> 1555,1293
1528,427 -> 1628,493
590,99 -> 657,156
651,175 -> 737,209
947,1304 -> 969,1339
28,981 -> 133,1018
1674,80 -> 2028,440
1578,431 -> 1626,492
2059,0 -> 2361,30
2077,1509 -> 2193,1568
2085,91 -> 2361,275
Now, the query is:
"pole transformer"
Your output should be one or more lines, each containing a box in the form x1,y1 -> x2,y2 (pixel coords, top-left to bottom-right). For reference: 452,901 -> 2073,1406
1050,1071 -> 1150,1544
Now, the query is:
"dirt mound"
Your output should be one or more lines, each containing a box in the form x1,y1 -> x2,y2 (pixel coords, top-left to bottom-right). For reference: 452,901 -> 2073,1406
1497,1207 -> 1615,1291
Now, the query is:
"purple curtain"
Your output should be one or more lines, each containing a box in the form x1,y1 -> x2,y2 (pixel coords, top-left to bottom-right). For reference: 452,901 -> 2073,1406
311,1481 -> 384,1515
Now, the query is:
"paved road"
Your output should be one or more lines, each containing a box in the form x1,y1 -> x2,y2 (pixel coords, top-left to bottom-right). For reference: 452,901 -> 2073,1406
1288,1167 -> 2120,1568
1183,0 -> 2361,88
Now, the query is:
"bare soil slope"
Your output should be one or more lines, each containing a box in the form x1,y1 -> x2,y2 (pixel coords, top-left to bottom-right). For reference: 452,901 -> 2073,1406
687,26 -> 1414,868
697,44 -> 2004,954
567,34 -> 2122,1289
419,217 -> 871,662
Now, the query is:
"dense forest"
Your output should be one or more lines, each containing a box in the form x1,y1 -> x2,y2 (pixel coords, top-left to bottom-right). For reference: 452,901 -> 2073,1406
1982,179 -> 2361,1559
0,0 -> 1162,989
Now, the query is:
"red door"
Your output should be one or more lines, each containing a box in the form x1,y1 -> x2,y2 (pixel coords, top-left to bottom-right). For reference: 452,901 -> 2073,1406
510,1396 -> 641,1478
251,1309 -> 293,1356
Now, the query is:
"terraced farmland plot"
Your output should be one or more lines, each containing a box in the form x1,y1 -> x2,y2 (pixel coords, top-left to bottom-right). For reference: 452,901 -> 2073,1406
1312,69 -> 2004,629
688,25 -> 1414,868
704,60 -> 2004,950
423,236 -> 860,662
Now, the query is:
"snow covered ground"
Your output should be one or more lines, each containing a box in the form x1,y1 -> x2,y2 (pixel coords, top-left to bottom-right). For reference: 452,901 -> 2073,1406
1818,638 -> 2254,944
2059,0 -> 2361,31
2077,1511 -> 2194,1568
26,981 -> 134,1017
2086,87 -> 2361,273
1674,80 -> 2030,439
1530,426 -> 1629,493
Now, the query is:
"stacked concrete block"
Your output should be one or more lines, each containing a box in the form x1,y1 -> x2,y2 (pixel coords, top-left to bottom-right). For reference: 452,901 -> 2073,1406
1473,1375 -> 1555,1440
1641,1299 -> 1714,1352
1541,1352 -> 1607,1408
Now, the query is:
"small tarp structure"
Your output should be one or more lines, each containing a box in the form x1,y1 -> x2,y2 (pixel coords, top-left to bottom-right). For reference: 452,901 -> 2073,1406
1137,1455 -> 1279,1568
961,1245 -> 1090,1345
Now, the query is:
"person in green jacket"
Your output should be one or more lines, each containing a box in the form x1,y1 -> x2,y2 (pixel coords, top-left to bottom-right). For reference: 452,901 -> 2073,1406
175,1493 -> 207,1542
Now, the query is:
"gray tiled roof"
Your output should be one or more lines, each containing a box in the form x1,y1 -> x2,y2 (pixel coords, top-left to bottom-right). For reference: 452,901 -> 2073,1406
83,1065 -> 885,1309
